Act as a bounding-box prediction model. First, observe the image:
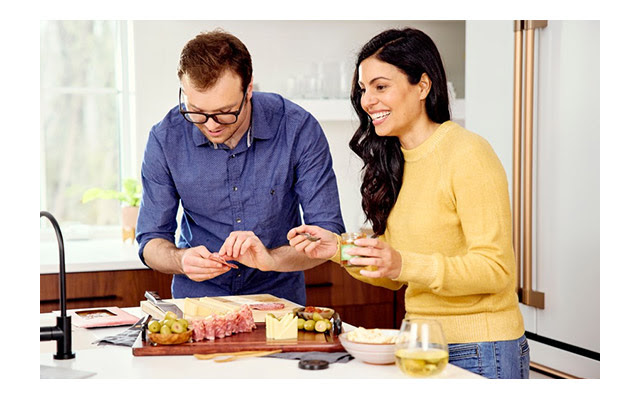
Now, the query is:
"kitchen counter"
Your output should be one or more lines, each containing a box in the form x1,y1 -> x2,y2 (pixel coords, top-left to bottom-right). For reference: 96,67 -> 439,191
40,238 -> 144,274
40,307 -> 482,379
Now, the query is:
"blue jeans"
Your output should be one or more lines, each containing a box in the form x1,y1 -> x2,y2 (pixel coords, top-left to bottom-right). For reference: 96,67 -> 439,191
448,334 -> 530,379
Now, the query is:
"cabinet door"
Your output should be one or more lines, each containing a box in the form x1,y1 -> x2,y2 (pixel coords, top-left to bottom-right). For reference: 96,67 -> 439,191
40,269 -> 173,313
304,262 -> 401,328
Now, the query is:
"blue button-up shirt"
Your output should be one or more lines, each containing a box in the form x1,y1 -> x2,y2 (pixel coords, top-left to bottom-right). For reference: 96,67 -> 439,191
136,92 -> 345,305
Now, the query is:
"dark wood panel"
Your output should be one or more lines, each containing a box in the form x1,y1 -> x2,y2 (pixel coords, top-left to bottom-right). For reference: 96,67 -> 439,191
40,269 -> 173,313
304,262 -> 404,329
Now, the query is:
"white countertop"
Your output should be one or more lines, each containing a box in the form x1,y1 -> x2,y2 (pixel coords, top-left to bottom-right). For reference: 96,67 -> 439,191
40,307 -> 482,380
40,238 -> 145,274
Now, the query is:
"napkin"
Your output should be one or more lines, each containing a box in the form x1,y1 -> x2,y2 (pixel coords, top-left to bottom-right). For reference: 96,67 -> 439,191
266,351 -> 354,363
92,316 -> 146,347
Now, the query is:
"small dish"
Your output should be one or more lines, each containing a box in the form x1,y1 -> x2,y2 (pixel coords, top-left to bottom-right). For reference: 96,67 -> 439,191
147,328 -> 193,345
339,329 -> 399,365
293,306 -> 335,320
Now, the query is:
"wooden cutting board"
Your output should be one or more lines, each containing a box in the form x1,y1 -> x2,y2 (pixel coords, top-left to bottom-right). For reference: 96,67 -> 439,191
133,294 -> 344,356
131,324 -> 343,356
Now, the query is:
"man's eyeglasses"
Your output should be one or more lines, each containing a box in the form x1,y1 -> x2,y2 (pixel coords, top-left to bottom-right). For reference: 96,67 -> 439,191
178,88 -> 247,125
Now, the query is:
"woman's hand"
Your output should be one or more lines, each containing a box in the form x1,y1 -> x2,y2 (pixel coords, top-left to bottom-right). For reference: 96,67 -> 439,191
346,238 -> 403,280
287,225 -> 339,260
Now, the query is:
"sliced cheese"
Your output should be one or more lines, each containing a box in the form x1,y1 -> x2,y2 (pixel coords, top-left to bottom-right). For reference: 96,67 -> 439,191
265,313 -> 298,340
183,298 -> 201,318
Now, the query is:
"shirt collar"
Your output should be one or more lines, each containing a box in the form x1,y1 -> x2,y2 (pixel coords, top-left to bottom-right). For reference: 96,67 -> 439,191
248,94 -> 276,141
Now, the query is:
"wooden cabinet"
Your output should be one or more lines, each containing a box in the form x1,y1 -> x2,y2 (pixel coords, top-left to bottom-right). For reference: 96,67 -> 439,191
40,269 -> 173,313
304,261 -> 406,329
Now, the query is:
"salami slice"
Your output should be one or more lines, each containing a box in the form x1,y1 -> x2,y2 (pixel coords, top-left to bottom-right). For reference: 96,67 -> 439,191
250,302 -> 285,311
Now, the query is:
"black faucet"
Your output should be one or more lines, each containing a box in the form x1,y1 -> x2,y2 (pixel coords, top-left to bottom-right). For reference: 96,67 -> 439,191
40,211 -> 75,360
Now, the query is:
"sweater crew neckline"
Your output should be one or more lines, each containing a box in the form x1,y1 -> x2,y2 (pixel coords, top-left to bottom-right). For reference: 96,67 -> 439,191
401,120 -> 454,162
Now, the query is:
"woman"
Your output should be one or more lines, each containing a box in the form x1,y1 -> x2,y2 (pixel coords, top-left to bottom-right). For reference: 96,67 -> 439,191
287,28 -> 529,379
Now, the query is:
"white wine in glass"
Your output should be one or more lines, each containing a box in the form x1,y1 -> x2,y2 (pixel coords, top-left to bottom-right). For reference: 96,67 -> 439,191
395,318 -> 448,377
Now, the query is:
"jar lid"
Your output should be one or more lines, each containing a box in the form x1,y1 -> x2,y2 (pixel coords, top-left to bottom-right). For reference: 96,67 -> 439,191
298,359 -> 329,370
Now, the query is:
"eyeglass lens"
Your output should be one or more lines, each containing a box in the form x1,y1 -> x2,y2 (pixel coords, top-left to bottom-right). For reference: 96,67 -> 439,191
183,112 -> 237,124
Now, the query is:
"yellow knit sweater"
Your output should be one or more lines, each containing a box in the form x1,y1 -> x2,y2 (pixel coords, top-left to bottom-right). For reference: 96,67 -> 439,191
342,121 -> 524,344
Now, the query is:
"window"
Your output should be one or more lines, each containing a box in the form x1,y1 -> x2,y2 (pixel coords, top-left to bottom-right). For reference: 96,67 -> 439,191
40,20 -> 135,236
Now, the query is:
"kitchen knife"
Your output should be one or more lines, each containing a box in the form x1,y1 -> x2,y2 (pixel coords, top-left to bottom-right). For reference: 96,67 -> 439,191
144,291 -> 183,318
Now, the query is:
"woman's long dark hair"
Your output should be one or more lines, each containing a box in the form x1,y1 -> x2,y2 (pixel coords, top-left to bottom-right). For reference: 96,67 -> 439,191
349,28 -> 451,236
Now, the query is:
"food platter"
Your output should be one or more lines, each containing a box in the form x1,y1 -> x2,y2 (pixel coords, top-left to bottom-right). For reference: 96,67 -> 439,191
133,295 -> 344,356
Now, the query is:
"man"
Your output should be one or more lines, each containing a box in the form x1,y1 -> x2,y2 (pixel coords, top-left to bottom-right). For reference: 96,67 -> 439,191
136,29 -> 345,305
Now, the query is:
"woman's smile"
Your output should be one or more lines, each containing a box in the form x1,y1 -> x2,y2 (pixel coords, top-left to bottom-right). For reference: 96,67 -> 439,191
370,111 -> 391,125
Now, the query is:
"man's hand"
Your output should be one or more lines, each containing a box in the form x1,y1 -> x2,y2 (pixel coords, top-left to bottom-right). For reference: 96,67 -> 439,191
181,245 -> 234,282
218,231 -> 277,271
287,225 -> 339,260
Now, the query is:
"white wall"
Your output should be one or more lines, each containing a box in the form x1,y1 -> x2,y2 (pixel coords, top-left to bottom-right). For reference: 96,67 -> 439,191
132,20 -> 465,232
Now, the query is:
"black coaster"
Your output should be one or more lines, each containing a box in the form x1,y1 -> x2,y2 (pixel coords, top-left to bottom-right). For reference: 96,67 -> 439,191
298,359 -> 330,370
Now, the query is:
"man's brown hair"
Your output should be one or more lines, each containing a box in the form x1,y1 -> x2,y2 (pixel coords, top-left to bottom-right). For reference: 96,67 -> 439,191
178,29 -> 252,92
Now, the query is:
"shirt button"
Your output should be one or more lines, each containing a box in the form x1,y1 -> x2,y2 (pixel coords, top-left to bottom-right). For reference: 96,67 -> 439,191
233,186 -> 238,191
230,154 -> 236,158
236,218 -> 242,223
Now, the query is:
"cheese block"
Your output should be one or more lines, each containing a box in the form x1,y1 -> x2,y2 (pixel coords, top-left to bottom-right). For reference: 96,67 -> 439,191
183,298 -> 226,318
265,313 -> 298,340
199,297 -> 242,314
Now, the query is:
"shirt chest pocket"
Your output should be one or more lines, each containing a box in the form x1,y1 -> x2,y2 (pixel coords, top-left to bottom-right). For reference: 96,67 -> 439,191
250,183 -> 292,231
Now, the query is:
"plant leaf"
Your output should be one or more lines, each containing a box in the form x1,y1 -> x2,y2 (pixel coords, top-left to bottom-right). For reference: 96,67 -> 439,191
82,188 -> 120,203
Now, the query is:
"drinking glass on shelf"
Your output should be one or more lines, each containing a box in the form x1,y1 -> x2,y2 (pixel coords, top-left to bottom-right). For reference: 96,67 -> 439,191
395,318 -> 449,378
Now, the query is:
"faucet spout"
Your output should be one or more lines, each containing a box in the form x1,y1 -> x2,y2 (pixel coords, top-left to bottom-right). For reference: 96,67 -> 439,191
40,211 -> 75,360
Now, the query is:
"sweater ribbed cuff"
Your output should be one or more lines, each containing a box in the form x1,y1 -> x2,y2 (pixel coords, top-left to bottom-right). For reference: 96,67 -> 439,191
328,233 -> 342,265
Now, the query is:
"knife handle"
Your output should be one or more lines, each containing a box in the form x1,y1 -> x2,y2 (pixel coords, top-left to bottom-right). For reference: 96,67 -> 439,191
145,291 -> 161,305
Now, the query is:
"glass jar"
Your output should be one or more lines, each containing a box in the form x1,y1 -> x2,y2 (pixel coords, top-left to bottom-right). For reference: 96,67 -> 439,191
340,232 -> 366,267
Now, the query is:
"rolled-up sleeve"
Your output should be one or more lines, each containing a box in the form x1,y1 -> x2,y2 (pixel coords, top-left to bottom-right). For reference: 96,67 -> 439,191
136,128 -> 180,266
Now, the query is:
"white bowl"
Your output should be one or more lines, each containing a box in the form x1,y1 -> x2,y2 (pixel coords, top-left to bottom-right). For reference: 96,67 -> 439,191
339,329 -> 399,365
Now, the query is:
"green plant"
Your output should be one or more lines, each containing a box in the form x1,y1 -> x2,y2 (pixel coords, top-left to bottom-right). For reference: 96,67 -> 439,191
82,178 -> 142,207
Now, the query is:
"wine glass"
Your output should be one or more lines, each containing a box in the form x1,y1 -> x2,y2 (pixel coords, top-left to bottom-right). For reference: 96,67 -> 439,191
395,318 -> 449,377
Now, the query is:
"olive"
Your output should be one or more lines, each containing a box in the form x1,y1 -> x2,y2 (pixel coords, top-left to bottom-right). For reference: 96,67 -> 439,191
177,318 -> 189,330
160,324 -> 172,335
163,319 -> 174,328
314,320 -> 328,333
148,320 -> 161,333
312,312 -> 323,322
303,319 -> 316,331
297,318 -> 306,330
164,311 -> 178,320
170,320 -> 185,333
